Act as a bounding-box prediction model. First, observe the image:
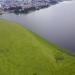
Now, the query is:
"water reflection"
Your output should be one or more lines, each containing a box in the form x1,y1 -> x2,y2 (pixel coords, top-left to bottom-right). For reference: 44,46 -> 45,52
1,1 -> 75,52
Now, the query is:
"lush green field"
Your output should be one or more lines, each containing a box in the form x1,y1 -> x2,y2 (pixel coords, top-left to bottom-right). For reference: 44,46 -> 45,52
0,19 -> 75,75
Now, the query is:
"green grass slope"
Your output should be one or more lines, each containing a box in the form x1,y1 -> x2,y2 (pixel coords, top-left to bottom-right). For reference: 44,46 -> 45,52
0,19 -> 75,75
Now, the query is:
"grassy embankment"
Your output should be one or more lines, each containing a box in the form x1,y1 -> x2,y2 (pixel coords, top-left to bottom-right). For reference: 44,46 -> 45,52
0,19 -> 75,75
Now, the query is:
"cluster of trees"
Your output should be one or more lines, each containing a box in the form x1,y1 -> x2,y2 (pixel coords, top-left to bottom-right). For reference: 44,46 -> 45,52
14,7 -> 36,14
4,5 -> 49,14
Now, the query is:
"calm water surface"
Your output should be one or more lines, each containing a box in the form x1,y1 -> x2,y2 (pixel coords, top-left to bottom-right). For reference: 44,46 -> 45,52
1,1 -> 75,52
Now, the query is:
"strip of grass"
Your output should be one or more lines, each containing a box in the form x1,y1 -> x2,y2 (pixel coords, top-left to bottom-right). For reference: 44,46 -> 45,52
0,19 -> 75,75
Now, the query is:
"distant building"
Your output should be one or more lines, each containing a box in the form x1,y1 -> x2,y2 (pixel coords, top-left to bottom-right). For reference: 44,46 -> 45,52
0,4 -> 3,15
0,3 -> 2,8
31,0 -> 50,8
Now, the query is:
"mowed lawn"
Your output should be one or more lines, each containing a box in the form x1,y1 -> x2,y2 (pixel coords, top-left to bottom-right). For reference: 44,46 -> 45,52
0,19 -> 75,75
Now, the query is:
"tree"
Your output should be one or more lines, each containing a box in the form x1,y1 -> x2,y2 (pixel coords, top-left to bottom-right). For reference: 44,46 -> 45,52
33,73 -> 37,75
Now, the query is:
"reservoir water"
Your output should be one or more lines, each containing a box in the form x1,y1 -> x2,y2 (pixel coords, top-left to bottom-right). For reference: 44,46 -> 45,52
1,1 -> 75,53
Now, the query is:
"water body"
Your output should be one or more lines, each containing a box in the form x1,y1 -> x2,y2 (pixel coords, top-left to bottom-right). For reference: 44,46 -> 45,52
1,1 -> 75,53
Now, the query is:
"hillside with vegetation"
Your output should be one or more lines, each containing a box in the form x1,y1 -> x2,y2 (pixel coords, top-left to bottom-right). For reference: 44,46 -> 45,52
0,19 -> 75,75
